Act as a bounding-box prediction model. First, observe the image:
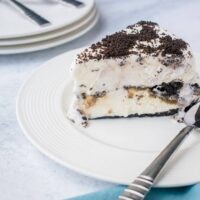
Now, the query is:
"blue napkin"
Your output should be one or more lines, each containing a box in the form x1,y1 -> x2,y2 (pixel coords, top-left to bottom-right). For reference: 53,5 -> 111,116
69,184 -> 200,200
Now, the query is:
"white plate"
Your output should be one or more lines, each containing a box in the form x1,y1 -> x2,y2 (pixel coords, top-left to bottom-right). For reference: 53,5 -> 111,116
16,49 -> 200,187
0,0 -> 94,39
0,7 -> 96,46
0,12 -> 98,54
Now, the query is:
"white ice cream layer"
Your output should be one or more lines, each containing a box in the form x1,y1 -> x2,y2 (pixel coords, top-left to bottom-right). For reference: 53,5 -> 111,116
67,88 -> 178,121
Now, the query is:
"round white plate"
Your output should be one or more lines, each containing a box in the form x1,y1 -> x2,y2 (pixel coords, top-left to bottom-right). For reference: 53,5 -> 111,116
0,0 -> 94,39
0,12 -> 98,54
0,7 -> 96,46
16,49 -> 200,187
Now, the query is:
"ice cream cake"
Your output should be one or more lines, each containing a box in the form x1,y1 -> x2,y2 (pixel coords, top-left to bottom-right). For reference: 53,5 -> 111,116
67,21 -> 200,126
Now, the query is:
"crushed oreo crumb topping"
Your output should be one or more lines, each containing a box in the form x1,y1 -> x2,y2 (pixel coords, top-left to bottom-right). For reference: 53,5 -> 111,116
127,21 -> 158,29
134,21 -> 158,27
159,36 -> 187,56
76,21 -> 189,68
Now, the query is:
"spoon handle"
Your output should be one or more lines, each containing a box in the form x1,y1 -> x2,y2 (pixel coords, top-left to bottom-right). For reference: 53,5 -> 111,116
118,126 -> 193,200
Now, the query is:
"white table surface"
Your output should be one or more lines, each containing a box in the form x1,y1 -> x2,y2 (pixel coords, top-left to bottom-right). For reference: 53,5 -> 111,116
1,0 -> 200,199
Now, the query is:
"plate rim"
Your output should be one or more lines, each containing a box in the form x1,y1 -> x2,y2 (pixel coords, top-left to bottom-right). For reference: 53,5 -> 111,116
16,49 -> 200,188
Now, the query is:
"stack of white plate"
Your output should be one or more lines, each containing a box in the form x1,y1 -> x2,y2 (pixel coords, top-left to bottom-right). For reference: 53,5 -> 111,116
0,0 -> 98,54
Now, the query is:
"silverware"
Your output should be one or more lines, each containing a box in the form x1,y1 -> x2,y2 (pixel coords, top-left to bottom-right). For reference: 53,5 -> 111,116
59,0 -> 84,7
118,102 -> 200,200
7,0 -> 50,26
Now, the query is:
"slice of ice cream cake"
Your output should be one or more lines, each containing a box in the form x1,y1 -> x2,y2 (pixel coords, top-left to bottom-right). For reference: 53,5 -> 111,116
67,21 -> 200,127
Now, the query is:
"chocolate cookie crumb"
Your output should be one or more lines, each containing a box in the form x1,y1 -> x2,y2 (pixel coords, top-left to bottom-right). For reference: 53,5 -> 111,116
93,91 -> 106,98
159,36 -> 187,56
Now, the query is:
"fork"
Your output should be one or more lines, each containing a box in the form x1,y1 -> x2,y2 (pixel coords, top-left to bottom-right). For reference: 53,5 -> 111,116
58,0 -> 84,7
7,0 -> 50,26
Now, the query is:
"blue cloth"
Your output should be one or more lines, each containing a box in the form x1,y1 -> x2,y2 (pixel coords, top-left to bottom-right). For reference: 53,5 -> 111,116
69,184 -> 200,200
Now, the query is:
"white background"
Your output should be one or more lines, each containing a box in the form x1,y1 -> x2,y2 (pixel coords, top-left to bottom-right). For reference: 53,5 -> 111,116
1,0 -> 200,199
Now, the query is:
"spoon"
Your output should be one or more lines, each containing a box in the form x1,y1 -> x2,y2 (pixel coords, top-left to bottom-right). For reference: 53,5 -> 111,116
118,102 -> 200,200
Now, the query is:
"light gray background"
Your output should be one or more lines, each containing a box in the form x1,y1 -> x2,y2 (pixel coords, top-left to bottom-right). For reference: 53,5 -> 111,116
1,0 -> 200,199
